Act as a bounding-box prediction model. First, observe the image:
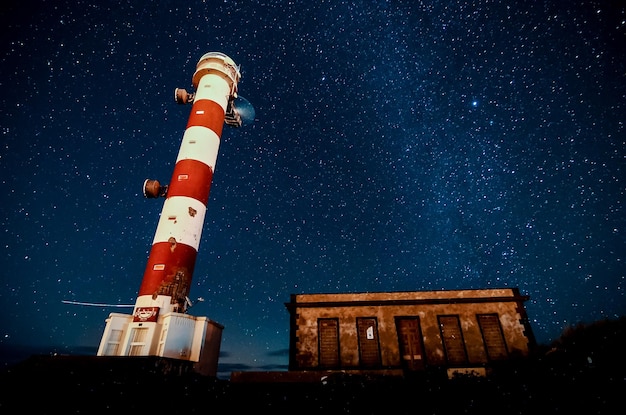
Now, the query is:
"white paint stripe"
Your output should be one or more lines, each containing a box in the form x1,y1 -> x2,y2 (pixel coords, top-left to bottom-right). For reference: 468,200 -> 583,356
194,73 -> 231,112
176,126 -> 220,169
152,196 -> 207,250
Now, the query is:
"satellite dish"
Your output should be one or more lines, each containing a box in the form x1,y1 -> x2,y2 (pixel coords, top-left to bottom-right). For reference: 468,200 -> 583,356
234,95 -> 256,126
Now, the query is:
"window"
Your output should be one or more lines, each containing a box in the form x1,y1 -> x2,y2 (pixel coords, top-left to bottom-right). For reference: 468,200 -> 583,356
157,327 -> 168,356
357,317 -> 382,367
103,329 -> 122,356
318,318 -> 340,368
128,327 -> 149,356
438,315 -> 468,365
477,314 -> 509,361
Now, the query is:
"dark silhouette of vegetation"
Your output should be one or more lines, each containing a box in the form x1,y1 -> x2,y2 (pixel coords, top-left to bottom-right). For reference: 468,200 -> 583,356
1,317 -> 623,414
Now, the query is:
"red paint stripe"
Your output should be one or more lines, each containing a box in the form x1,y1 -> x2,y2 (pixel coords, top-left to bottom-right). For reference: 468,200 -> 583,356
138,241 -> 197,297
187,99 -> 225,137
167,159 -> 213,205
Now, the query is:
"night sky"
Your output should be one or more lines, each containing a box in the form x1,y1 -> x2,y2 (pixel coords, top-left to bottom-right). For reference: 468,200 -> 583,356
1,1 -> 624,377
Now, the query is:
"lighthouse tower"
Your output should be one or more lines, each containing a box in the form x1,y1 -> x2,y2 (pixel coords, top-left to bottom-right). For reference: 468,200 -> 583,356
97,52 -> 243,376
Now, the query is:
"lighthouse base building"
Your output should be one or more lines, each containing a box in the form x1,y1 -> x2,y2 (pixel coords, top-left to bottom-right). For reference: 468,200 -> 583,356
97,312 -> 223,376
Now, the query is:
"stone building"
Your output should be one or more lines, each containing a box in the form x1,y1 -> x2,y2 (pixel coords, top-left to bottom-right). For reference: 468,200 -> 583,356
284,288 -> 535,378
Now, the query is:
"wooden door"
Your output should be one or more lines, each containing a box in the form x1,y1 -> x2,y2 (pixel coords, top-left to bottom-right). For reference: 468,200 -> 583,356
396,317 -> 426,371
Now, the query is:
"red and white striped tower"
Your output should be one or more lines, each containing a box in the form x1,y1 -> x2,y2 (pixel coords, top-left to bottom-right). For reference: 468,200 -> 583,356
134,52 -> 241,317
97,53 -> 242,374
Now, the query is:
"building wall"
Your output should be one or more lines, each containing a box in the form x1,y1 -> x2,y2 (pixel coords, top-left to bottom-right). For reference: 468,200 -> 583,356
286,288 -> 534,373
97,311 -> 223,377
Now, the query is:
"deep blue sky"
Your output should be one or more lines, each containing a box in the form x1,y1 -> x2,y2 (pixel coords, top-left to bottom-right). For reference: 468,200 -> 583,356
1,1 -> 624,376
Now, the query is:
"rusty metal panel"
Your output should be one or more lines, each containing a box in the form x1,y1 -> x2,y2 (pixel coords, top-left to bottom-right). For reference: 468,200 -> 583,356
318,318 -> 340,368
357,317 -> 382,367
477,314 -> 509,361
438,315 -> 469,365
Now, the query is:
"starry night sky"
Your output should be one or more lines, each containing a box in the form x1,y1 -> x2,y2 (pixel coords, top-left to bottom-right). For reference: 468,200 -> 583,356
1,1 -> 624,375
